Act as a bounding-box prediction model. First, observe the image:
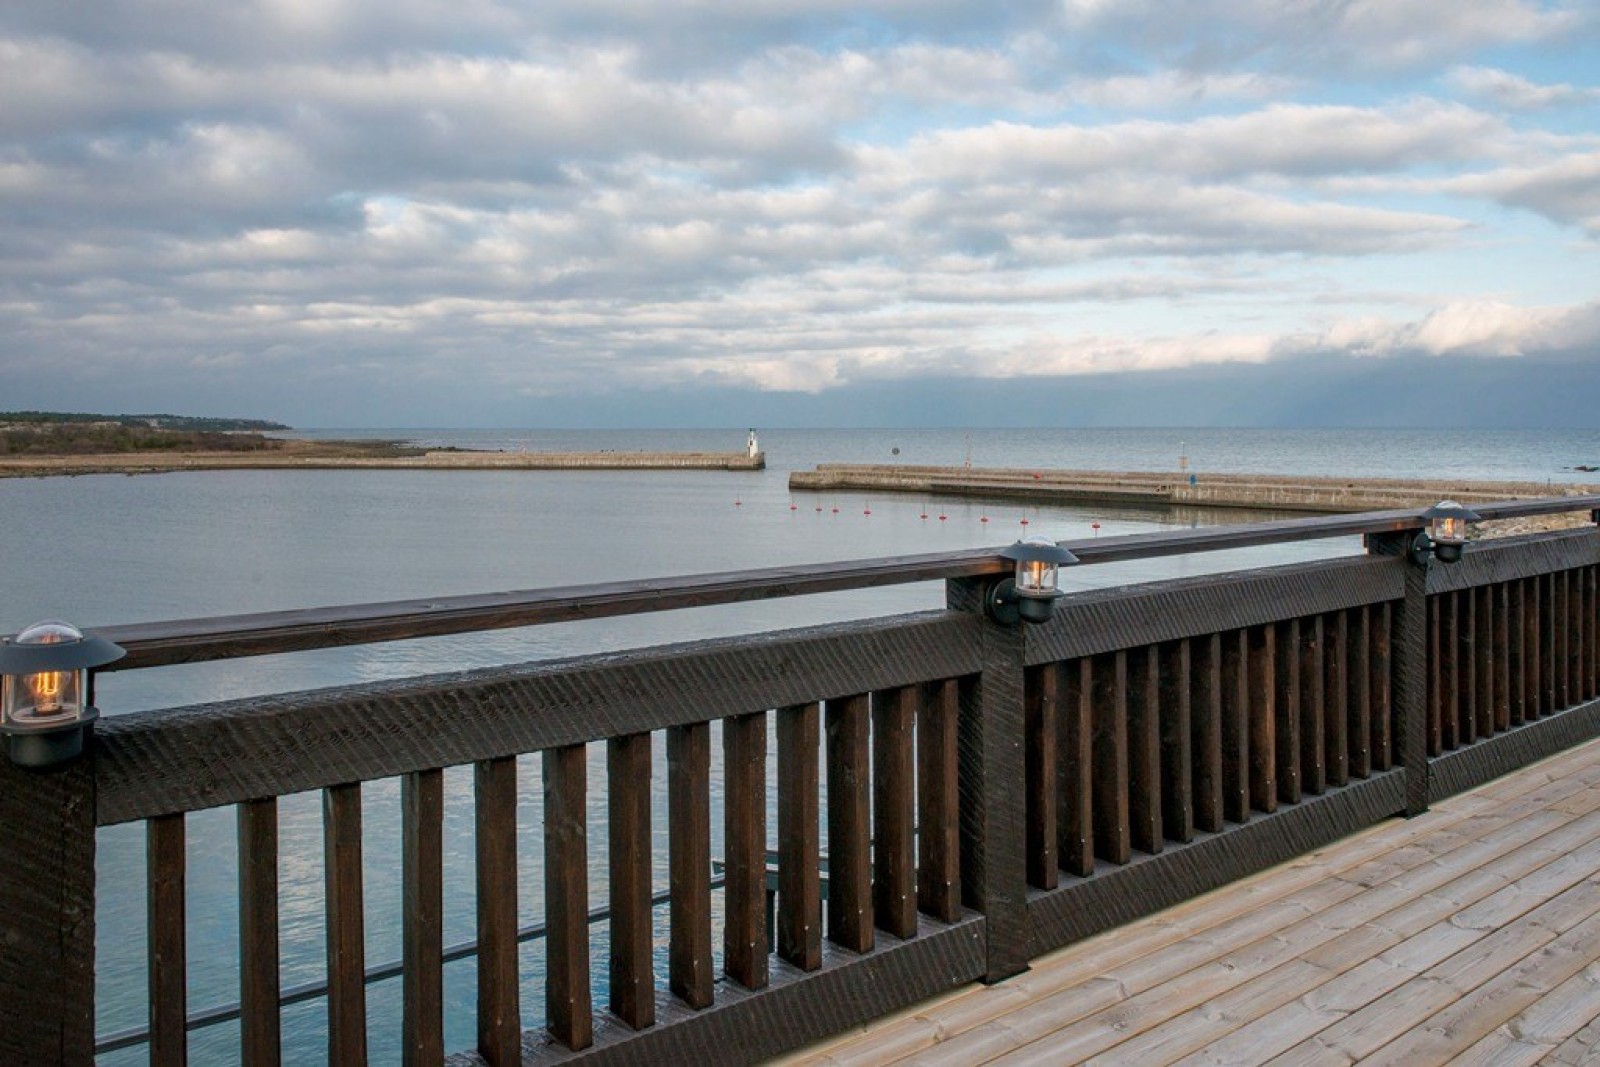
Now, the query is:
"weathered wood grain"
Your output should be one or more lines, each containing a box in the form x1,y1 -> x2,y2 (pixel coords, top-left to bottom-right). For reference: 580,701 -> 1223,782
237,798 -> 280,1067
1190,634 -> 1224,834
1128,646 -> 1164,855
607,733 -> 655,1028
873,687 -> 917,936
669,723 -> 714,1009
475,757 -> 520,1063
1058,659 -> 1096,877
324,782 -> 368,1065
1024,665 -> 1058,889
147,813 -> 187,1067
401,769 -> 444,1065
1029,556 -> 1402,666
96,612 -> 977,826
1159,639 -> 1193,845
917,679 -> 961,922
0,757 -> 95,1065
1092,650 -> 1132,865
778,702 -> 823,969
544,744 -> 593,1049
826,693 -> 873,954
1248,625 -> 1277,814
950,577 -> 1030,982
725,711 -> 770,987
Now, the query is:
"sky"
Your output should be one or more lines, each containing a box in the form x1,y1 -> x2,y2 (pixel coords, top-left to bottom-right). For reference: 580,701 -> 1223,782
1,1 -> 1597,428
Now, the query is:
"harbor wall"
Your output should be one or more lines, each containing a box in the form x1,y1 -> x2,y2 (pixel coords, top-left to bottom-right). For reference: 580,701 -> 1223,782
789,463 -> 1596,514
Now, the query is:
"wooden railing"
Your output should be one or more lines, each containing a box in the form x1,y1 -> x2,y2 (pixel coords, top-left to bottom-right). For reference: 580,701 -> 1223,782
3,498 -> 1599,1065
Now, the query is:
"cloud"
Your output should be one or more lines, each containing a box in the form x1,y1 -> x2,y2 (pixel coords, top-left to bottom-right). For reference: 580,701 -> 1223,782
1,1 -> 1596,425
1446,65 -> 1600,110
1444,154 -> 1600,234
1058,0 -> 1585,73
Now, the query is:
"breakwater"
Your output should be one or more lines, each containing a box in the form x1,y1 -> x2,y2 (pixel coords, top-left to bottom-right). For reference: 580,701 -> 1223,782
0,449 -> 764,478
789,463 -> 1595,514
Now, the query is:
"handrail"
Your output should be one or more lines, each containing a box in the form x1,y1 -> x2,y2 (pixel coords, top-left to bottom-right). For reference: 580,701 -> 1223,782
67,494 -> 1600,670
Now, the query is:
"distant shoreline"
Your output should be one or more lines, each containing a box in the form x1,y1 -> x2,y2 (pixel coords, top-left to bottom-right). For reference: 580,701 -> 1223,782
0,439 -> 765,478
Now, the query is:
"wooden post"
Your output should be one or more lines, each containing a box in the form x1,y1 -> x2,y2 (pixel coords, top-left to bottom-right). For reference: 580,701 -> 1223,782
1367,533 -> 1429,815
947,578 -> 1030,984
0,756 -> 96,1065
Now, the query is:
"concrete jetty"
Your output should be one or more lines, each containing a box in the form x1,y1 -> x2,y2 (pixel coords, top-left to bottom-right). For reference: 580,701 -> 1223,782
788,463 -> 1595,515
0,450 -> 764,479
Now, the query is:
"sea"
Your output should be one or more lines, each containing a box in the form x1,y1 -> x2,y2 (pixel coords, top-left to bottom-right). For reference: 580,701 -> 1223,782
3,427 -> 1596,1064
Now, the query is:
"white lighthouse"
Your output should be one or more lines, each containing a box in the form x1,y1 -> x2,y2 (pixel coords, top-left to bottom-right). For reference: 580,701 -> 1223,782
747,428 -> 760,459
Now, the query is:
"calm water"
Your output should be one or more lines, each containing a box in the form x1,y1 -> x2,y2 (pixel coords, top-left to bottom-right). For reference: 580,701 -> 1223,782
4,427 -> 1594,1063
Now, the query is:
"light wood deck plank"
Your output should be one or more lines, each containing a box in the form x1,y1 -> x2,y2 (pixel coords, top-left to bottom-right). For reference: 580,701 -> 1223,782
774,737 -> 1600,1067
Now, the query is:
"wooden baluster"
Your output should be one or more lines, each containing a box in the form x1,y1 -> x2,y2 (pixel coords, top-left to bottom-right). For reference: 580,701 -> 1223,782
1057,660 -> 1095,876
1568,570 -> 1583,705
1347,606 -> 1371,778
1371,602 -> 1393,771
238,798 -> 280,1067
1526,576 -> 1540,718
1494,583 -> 1511,733
325,782 -> 368,1066
668,723 -> 714,1008
1540,573 -> 1555,715
1508,579 -> 1527,727
1159,639 -> 1193,844
1220,629 -> 1250,823
544,744 -> 592,1049
1426,595 -> 1441,756
1023,666 -> 1058,888
475,757 -> 520,1063
1556,571 -> 1570,709
916,680 -> 961,919
725,712 -> 770,986
608,733 -> 655,1028
1248,625 -> 1277,814
1127,646 -> 1163,855
402,770 -> 444,1065
1274,620 -> 1301,806
1462,587 -> 1479,745
1580,566 -> 1593,700
1324,611 -> 1349,788
1440,592 -> 1459,750
1190,634 -> 1224,833
826,694 -> 873,952
1299,615 -> 1326,796
1473,585 -> 1492,738
148,813 -> 187,1067
873,688 -> 917,934
779,702 -> 824,966
1092,651 -> 1131,863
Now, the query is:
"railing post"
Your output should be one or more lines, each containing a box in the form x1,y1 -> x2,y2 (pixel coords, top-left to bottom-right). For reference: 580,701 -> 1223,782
947,578 -> 1030,983
0,755 -> 97,1064
1366,532 -> 1430,815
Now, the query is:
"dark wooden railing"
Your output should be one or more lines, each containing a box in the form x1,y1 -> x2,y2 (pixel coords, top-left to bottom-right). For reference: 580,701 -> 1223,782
4,498 -> 1600,1065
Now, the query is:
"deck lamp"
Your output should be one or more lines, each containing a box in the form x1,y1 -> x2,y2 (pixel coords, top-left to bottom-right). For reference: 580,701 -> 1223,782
987,535 -> 1079,625
1411,500 -> 1480,567
0,621 -> 124,768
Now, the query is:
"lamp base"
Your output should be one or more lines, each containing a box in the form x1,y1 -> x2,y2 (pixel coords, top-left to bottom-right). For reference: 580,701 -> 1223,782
2,707 -> 97,770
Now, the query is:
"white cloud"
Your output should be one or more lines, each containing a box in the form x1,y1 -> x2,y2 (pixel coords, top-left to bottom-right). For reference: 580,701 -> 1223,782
1445,154 -> 1600,234
1,0 -> 1596,419
1446,66 -> 1600,110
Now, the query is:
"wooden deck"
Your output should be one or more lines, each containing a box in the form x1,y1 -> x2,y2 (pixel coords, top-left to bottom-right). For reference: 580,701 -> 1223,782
778,736 -> 1600,1066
